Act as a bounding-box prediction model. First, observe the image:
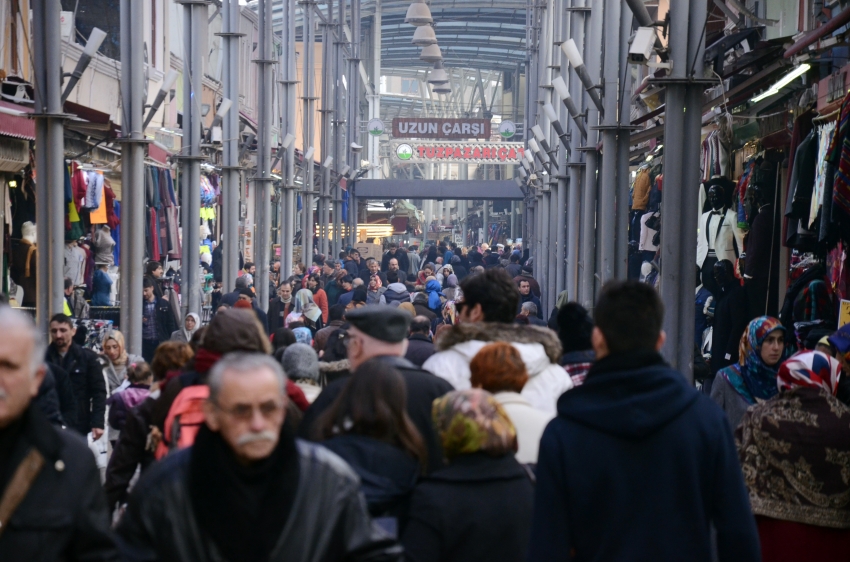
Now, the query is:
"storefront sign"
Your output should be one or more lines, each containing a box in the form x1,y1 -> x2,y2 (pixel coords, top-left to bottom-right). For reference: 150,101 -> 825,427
498,120 -> 517,139
391,141 -> 525,164
392,118 -> 491,140
367,118 -> 385,137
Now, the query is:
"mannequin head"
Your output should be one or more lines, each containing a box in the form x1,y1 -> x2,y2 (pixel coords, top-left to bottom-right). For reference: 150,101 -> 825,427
713,259 -> 735,289
707,186 -> 724,211
21,222 -> 36,244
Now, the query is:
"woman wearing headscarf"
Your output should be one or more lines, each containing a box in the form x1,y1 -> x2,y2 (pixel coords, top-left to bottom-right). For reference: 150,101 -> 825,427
711,316 -> 790,429
443,274 -> 460,302
402,389 -> 534,562
366,274 -> 387,305
424,279 -> 445,314
170,313 -> 200,343
737,351 -> 850,561
285,289 -> 325,334
101,330 -> 143,394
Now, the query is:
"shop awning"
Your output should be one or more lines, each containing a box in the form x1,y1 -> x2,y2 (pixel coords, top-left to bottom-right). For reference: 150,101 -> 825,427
0,101 -> 35,140
784,5 -> 850,58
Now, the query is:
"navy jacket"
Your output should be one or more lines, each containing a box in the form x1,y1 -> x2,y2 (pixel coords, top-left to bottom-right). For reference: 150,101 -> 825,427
528,352 -> 760,562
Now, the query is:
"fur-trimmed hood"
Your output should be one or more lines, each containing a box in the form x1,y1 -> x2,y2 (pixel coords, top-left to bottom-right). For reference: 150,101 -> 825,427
435,322 -> 562,365
318,359 -> 350,373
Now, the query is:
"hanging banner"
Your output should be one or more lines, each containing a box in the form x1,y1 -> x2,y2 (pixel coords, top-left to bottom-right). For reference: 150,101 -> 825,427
391,141 -> 526,165
392,118 -> 492,140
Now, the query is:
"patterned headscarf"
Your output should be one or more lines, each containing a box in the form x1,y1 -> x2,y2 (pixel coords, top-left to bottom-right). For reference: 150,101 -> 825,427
293,289 -> 322,323
721,316 -> 789,404
777,351 -> 841,395
432,389 -> 517,461
369,274 -> 382,290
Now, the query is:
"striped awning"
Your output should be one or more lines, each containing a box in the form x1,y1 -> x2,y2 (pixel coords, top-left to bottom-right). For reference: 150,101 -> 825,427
0,101 -> 35,140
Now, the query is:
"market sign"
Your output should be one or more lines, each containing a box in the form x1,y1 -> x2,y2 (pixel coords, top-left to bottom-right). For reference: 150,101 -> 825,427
392,118 -> 491,140
391,141 -> 526,164
367,118 -> 385,137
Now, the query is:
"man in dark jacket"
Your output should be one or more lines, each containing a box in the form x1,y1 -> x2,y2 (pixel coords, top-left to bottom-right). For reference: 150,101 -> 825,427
381,243 -> 409,275
141,278 -> 178,362
405,316 -> 436,367
45,314 -> 107,438
528,281 -> 760,562
343,249 -> 362,277
505,253 -> 522,278
117,352 -> 400,561
514,265 -> 541,298
268,282 -> 295,332
517,278 -> 543,319
300,308 -> 453,473
313,304 -> 346,353
0,308 -> 118,560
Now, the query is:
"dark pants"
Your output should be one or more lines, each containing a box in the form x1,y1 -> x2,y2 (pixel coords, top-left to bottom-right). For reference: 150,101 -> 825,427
142,339 -> 159,363
700,253 -> 719,296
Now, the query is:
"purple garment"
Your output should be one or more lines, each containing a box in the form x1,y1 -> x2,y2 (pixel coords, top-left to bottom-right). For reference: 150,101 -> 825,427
107,384 -> 151,431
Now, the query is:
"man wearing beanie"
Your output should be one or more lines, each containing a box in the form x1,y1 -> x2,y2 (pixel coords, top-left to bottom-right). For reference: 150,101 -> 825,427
300,308 -> 453,472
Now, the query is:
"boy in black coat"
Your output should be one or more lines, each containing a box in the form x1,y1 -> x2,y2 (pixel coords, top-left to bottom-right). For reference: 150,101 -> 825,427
528,281 -> 760,562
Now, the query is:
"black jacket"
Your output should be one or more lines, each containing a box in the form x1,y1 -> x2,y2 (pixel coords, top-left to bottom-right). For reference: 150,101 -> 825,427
35,367 -> 63,425
300,356 -> 453,473
46,343 -> 107,434
0,405 -> 119,560
382,251 -> 410,275
401,453 -> 534,562
143,296 -> 178,343
49,363 -> 78,427
104,397 -> 157,509
405,334 -> 436,367
116,439 -> 402,562
528,352 -> 760,562
711,282 -> 748,374
268,297 -> 294,332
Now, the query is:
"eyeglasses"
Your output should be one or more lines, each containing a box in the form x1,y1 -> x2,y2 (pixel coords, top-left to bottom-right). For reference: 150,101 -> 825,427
213,400 -> 284,421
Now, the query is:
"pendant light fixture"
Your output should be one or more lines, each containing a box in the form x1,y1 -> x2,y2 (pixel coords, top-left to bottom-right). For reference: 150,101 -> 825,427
420,44 -> 442,63
432,85 -> 451,95
405,0 -> 433,26
412,25 -> 437,46
427,61 -> 449,85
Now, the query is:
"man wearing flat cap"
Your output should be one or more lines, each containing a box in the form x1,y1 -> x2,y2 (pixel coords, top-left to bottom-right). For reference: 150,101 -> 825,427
300,307 -> 453,472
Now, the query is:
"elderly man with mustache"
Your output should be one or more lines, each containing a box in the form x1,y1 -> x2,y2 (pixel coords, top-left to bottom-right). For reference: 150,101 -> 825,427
117,352 -> 401,562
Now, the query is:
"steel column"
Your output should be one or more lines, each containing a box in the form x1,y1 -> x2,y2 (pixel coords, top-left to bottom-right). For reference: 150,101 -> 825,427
32,0 -> 65,334
614,6 -> 634,279
346,0 -> 362,248
253,0 -> 274,310
222,0 -> 242,294
332,0 -> 346,256
301,1 -> 316,263
320,19 -> 333,257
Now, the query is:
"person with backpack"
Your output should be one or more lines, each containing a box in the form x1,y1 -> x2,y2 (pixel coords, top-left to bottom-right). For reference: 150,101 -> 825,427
116,353 -> 402,561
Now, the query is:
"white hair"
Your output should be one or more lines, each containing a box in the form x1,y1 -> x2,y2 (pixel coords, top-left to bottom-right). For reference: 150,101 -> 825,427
207,352 -> 286,403
0,307 -> 46,376
521,301 -> 538,316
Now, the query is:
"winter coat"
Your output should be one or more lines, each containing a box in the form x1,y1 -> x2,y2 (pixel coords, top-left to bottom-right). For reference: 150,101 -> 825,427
0,405 -> 119,560
405,334 -> 436,367
46,343 -> 107,434
91,269 -> 113,306
517,292 -> 543,319
144,296 -> 178,343
107,384 -> 151,432
34,367 -> 64,425
384,283 -> 410,304
104,396 -> 157,509
493,391 -> 553,464
423,323 -> 573,417
528,352 -> 760,562
115,440 -> 402,562
321,434 -> 420,521
513,273 -> 541,298
401,453 -> 534,562
301,356 -> 453,474
318,358 -> 352,385
101,353 -> 143,394
268,297 -> 295,332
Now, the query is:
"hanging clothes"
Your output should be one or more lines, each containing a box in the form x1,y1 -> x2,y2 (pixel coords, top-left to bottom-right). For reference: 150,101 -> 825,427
810,122 -> 836,229
85,171 -> 104,210
113,200 -> 121,266
827,89 -> 850,218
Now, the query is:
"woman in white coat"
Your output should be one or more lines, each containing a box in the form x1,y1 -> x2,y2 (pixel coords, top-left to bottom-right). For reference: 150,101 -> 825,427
470,342 -> 554,464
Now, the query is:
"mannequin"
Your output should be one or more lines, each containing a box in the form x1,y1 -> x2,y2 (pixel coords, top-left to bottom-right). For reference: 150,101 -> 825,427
10,222 -> 38,306
743,183 -> 780,319
709,259 -> 748,379
93,225 -> 116,267
697,185 -> 745,295
64,240 -> 87,286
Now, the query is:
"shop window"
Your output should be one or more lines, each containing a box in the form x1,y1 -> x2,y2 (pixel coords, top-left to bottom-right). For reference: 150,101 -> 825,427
61,0 -> 121,60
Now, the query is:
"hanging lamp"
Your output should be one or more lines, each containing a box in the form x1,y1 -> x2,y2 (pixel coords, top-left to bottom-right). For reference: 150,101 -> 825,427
405,0 -> 433,26
427,61 -> 449,85
420,44 -> 442,63
432,85 -> 451,95
412,25 -> 437,46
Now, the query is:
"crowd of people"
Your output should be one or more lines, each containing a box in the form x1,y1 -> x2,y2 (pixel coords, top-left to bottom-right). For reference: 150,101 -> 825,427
1,238 -> 849,561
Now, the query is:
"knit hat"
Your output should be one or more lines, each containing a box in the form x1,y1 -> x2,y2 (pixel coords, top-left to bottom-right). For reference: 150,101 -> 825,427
282,343 -> 320,381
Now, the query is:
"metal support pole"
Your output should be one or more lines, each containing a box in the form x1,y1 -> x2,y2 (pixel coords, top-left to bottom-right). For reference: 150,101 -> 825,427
346,0 -> 362,249
118,0 -> 145,355
253,0 -> 274,310
179,0 -> 207,318
302,1 -> 316,263
32,0 -> 65,334
320,20 -> 333,258
332,0 -> 346,256
283,0 -> 297,275
565,0 -> 583,301
221,0 -> 243,294
615,6 -> 634,279
578,0 -> 601,309
597,0 -> 621,284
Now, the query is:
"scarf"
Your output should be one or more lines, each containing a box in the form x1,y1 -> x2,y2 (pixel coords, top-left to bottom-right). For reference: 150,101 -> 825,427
104,331 -> 129,366
293,289 -> 322,323
369,274 -> 382,290
776,350 -> 841,395
720,316 -> 789,405
189,423 -> 300,561
182,313 -> 200,342
738,384 -> 850,528
426,279 -> 444,310
555,290 -> 570,310
194,348 -> 222,375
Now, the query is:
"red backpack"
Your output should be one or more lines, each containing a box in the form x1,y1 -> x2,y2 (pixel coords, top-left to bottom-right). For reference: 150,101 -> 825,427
155,386 -> 209,460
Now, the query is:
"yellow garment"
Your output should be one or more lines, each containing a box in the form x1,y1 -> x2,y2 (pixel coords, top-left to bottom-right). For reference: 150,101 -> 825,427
63,299 -> 72,316
68,202 -> 80,222
632,169 -> 651,211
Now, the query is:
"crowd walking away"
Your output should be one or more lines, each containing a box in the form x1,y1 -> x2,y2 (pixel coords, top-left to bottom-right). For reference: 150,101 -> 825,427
4,240 -> 850,561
